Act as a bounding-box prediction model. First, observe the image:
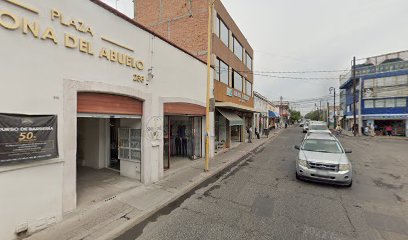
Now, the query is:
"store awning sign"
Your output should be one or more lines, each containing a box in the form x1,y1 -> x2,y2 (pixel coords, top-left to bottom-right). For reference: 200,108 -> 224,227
0,114 -> 58,163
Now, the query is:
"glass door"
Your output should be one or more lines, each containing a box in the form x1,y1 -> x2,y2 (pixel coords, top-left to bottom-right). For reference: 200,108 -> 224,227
192,116 -> 202,158
163,116 -> 170,169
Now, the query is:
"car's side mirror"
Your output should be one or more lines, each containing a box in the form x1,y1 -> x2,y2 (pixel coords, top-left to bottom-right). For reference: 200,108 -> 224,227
345,149 -> 352,153
294,145 -> 300,150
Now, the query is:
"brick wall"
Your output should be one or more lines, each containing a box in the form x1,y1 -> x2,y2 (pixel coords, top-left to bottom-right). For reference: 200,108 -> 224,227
135,0 -> 208,61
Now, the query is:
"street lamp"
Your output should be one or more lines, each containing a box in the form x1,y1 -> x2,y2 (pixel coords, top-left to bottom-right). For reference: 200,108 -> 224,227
329,87 -> 336,129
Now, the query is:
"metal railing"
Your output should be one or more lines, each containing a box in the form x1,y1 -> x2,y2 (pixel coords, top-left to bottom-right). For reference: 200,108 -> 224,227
340,60 -> 408,87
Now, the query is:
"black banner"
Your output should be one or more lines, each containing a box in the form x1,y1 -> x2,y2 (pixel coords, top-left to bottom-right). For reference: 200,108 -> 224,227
0,113 -> 58,163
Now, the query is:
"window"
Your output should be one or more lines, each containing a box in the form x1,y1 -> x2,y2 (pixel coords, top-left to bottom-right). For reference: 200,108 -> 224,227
233,71 -> 243,92
219,59 -> 229,85
396,98 -> 407,107
246,52 -> 252,71
245,79 -> 252,96
365,100 -> 374,108
364,79 -> 374,88
233,36 -> 243,61
385,98 -> 395,107
375,99 -> 385,108
214,58 -> 219,81
218,17 -> 229,47
397,75 -> 408,85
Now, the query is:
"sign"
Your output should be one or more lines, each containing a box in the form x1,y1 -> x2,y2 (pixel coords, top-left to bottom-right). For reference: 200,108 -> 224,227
226,88 -> 233,97
0,114 -> 58,163
146,116 -> 163,140
0,2 -> 145,81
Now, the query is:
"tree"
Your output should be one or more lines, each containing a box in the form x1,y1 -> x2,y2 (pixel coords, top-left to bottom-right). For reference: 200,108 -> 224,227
289,109 -> 302,123
304,110 -> 321,121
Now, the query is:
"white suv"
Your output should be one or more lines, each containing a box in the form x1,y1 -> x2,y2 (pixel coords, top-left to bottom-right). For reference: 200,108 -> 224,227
295,132 -> 352,187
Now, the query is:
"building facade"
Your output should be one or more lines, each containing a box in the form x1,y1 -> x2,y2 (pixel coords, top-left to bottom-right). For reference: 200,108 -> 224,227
135,0 -> 255,149
253,91 -> 269,136
340,51 -> 408,136
0,0 -> 212,239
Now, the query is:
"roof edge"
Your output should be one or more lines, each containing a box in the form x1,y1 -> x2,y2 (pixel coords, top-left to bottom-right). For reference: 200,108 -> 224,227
89,0 -> 207,66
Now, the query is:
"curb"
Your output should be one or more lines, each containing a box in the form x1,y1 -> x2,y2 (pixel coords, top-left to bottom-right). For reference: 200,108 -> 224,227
101,131 -> 281,240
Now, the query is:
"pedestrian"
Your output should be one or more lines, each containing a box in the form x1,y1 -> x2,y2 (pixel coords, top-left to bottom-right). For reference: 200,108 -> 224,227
369,124 -> 375,137
385,125 -> 393,136
335,124 -> 342,136
364,126 -> 369,136
255,127 -> 260,139
247,126 -> 252,143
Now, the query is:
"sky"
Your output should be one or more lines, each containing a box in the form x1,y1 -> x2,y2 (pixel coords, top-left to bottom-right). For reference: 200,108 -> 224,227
221,0 -> 408,113
100,0 -> 408,114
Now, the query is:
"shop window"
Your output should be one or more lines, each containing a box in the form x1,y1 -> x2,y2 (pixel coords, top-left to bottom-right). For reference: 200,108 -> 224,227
396,98 -> 407,107
233,70 -> 243,92
233,36 -> 243,61
364,100 -> 374,108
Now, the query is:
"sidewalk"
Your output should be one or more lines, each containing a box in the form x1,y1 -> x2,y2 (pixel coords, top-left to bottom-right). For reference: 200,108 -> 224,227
27,129 -> 283,240
340,130 -> 408,141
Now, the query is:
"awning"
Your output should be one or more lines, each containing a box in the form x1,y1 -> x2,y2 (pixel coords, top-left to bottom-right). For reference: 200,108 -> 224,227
268,110 -> 280,118
217,109 -> 244,126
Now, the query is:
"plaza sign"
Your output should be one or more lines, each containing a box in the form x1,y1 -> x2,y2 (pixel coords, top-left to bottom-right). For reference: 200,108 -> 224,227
0,2 -> 145,80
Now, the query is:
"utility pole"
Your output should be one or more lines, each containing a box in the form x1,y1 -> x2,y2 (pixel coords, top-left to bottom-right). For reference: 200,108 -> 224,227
319,100 -> 322,121
280,96 -> 283,125
327,102 -> 329,127
352,56 -> 357,136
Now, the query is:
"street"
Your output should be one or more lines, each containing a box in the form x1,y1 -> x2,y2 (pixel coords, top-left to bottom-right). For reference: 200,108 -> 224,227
118,127 -> 408,240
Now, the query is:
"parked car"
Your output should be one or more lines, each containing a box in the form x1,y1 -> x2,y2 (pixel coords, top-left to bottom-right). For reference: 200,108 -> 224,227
302,123 -> 309,133
294,132 -> 352,187
308,122 -> 331,134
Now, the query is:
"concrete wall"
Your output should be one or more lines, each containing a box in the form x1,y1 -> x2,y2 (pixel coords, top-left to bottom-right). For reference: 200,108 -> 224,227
0,0 -> 210,239
77,118 -> 106,169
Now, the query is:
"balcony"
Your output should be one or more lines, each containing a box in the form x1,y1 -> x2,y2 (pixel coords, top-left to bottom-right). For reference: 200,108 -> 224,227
340,60 -> 408,88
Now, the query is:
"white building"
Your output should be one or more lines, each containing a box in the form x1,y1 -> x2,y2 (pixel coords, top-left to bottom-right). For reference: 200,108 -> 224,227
0,0 -> 214,239
253,91 -> 269,135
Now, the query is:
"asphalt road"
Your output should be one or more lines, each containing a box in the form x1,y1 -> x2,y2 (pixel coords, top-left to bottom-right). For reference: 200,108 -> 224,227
119,127 -> 408,240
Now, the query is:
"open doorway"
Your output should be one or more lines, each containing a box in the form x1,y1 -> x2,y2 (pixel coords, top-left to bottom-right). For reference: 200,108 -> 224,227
163,116 -> 202,170
76,117 -> 142,208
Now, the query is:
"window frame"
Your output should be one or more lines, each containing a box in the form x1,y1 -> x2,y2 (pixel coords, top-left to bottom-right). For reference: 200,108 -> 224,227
218,16 -> 229,47
218,58 -> 229,85
364,100 -> 374,108
245,79 -> 252,96
233,70 -> 243,92
246,52 -> 252,71
233,35 -> 243,61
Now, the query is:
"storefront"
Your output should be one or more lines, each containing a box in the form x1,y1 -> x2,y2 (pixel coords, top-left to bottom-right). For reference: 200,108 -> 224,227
163,103 -> 205,169
215,108 -> 244,150
363,115 -> 408,136
0,0 -> 210,239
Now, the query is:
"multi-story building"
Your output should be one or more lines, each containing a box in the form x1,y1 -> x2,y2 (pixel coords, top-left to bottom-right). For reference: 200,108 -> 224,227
272,101 -> 290,125
340,51 -> 408,136
135,0 -> 254,149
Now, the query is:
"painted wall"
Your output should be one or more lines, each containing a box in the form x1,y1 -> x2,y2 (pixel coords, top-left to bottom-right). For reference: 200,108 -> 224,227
0,0 -> 209,239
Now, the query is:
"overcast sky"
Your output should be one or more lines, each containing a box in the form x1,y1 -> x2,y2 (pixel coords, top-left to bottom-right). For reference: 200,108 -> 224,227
100,0 -> 408,114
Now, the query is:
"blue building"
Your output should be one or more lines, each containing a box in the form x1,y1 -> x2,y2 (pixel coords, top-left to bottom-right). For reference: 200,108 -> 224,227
340,51 -> 408,137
